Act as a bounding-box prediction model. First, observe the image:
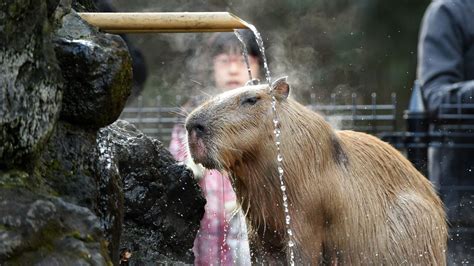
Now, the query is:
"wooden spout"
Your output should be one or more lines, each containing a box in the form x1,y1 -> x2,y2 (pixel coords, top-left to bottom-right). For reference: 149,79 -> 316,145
77,12 -> 248,33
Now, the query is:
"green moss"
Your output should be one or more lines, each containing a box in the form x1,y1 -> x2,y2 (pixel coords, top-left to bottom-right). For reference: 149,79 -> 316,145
100,239 -> 114,266
69,230 -> 83,240
34,221 -> 63,251
68,231 -> 96,243
34,146 -> 71,197
109,48 -> 133,114
72,0 -> 98,12
8,0 -> 29,17
0,170 -> 30,189
6,220 -> 63,264
86,234 -> 95,243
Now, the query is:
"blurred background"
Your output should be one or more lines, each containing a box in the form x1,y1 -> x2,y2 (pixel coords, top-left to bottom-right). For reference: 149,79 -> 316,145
93,0 -> 436,146
108,0 -> 430,107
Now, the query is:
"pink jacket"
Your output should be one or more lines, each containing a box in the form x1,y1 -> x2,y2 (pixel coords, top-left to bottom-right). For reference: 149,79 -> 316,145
169,124 -> 250,265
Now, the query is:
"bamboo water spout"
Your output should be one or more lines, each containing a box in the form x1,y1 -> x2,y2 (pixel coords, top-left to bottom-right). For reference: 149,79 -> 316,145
77,12 -> 248,33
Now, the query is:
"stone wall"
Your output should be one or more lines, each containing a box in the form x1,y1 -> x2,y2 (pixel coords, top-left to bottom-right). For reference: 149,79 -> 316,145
0,0 -> 205,264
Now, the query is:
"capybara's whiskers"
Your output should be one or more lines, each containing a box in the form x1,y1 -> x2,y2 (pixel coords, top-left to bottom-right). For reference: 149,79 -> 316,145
196,88 -> 212,98
189,79 -> 204,87
171,106 -> 189,118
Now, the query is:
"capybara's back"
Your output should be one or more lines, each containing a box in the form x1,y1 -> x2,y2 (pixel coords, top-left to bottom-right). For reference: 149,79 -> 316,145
327,130 -> 447,264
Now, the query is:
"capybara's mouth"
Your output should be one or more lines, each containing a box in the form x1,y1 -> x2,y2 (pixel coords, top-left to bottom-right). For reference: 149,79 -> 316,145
187,130 -> 222,169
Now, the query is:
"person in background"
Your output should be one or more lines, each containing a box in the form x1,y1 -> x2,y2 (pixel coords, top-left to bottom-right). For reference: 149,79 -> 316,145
169,30 -> 262,265
417,0 -> 474,262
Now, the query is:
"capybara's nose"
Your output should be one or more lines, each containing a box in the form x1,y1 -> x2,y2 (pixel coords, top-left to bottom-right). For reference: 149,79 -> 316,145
186,120 -> 207,138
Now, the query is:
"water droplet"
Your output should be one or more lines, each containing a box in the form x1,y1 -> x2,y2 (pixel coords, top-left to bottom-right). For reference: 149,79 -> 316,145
278,167 -> 284,175
273,128 -> 281,136
288,240 -> 295,247
273,119 -> 280,127
277,154 -> 283,162
281,185 -> 286,191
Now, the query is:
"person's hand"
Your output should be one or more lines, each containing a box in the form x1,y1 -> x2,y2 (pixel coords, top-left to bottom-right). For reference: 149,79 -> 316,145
428,80 -> 474,117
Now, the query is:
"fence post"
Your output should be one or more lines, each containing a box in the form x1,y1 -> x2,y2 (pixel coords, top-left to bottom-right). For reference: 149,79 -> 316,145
404,81 -> 429,176
156,96 -> 162,138
310,92 -> 316,111
391,93 -> 397,131
351,93 -> 357,128
371,92 -> 377,133
330,93 -> 336,116
137,95 -> 143,130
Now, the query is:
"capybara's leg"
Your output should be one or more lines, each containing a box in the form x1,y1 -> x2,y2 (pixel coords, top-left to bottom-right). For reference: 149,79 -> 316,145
386,193 -> 447,265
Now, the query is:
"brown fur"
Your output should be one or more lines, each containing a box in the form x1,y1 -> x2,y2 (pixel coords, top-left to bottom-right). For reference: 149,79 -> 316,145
186,83 -> 447,264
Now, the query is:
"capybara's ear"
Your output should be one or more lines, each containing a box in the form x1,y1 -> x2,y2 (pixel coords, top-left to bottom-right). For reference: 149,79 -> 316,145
271,76 -> 290,99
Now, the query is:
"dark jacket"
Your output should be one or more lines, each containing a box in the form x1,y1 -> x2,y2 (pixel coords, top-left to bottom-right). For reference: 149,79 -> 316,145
417,2 -> 474,262
417,0 -> 474,116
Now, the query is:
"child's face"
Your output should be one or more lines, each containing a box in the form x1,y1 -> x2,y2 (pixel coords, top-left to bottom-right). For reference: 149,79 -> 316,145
213,52 -> 260,91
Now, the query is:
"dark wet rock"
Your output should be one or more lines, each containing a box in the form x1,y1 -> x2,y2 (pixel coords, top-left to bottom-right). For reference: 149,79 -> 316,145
54,11 -> 132,129
1,0 -> 204,264
98,120 -> 205,264
72,0 -> 98,12
1,1 -> 112,263
0,0 -> 63,169
0,187 -> 109,264
37,122 -> 99,208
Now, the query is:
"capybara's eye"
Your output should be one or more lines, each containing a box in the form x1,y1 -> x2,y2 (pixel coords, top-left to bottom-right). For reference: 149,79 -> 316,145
241,96 -> 260,106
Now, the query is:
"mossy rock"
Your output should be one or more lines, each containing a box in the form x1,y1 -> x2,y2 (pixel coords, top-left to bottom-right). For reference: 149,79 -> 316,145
0,187 -> 111,265
54,11 -> 132,129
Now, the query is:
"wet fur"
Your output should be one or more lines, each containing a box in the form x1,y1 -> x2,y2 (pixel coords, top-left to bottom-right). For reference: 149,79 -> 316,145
186,84 -> 447,264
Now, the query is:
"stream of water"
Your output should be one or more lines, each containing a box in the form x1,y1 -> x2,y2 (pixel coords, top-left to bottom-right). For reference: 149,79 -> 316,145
234,30 -> 253,82
235,24 -> 296,265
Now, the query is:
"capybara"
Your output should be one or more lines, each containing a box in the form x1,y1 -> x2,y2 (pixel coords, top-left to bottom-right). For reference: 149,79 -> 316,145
185,77 -> 447,264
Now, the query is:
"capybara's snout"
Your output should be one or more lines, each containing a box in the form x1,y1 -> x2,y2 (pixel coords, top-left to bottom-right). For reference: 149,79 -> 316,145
185,114 -> 208,139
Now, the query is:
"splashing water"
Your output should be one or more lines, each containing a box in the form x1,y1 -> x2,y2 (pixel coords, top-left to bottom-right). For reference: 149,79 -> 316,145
238,23 -> 296,265
97,129 -> 114,171
243,23 -> 272,85
221,218 -> 230,264
271,97 -> 296,265
96,128 -> 119,232
234,30 -> 253,82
